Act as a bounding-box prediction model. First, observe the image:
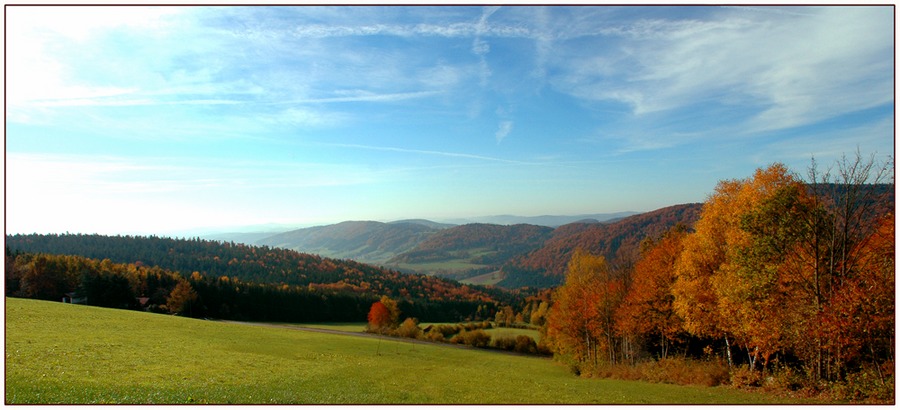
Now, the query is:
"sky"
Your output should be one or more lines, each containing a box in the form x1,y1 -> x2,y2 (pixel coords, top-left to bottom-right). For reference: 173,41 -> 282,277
5,5 -> 895,236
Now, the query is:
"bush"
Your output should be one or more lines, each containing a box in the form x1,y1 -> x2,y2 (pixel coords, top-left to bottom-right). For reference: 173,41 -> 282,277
829,365 -> 895,403
434,324 -> 461,338
492,336 -> 517,351
423,328 -> 446,343
761,365 -> 804,392
450,329 -> 491,348
395,318 -> 422,339
594,358 -> 729,387
514,335 -> 537,354
730,365 -> 763,388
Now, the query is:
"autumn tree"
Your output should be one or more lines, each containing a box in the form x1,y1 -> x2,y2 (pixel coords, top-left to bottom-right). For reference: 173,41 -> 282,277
167,280 -> 198,316
672,156 -> 893,381
816,212 -> 894,384
367,301 -> 393,333
673,163 -> 807,368
530,301 -> 549,327
379,295 -> 400,326
800,152 -> 894,380
546,249 -> 624,370
616,228 -> 687,360
15,254 -> 73,301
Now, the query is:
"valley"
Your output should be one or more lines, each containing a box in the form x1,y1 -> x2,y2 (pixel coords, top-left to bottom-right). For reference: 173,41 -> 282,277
219,206 -> 698,288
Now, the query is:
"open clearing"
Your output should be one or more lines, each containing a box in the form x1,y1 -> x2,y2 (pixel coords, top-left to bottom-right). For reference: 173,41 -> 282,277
6,298 -> 808,404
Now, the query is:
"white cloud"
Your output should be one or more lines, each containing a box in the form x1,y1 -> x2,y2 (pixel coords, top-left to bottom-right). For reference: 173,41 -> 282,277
325,143 -> 537,165
495,121 -> 514,144
277,90 -> 442,104
547,6 -> 893,135
6,7 -> 184,106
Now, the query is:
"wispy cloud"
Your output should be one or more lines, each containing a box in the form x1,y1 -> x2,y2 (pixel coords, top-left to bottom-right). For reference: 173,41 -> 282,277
273,90 -> 442,104
546,6 -> 892,136
288,21 -> 531,40
324,142 -> 538,165
5,6 -> 892,234
495,121 -> 513,144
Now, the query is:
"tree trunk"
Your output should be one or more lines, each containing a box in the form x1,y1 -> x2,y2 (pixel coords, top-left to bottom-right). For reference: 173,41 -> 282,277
724,334 -> 733,368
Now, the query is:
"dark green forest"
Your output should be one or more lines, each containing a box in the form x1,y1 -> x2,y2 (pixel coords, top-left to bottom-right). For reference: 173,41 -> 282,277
5,234 -> 530,323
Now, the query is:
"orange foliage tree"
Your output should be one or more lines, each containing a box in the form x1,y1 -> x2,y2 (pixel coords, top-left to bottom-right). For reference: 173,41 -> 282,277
673,164 -> 810,369
546,249 -> 624,370
367,300 -> 392,333
616,227 -> 687,360
816,212 -> 894,382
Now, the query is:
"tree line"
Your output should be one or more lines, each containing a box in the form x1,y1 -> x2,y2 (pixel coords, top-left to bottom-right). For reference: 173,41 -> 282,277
4,233 -> 530,304
4,235 -> 540,323
543,153 -> 894,401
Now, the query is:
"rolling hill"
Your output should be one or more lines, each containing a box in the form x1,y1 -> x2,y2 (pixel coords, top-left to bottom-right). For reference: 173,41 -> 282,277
385,223 -> 554,281
389,223 -> 554,264
255,220 -> 446,264
5,233 -> 523,322
438,212 -> 638,227
497,203 -> 704,288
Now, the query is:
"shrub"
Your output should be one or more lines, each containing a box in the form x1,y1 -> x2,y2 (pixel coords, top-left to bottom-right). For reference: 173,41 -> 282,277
761,365 -> 804,392
434,324 -> 461,338
830,365 -> 895,403
450,329 -> 491,348
492,336 -> 517,351
395,318 -> 422,339
730,365 -> 763,388
595,358 -> 729,387
514,335 -> 537,354
423,329 -> 446,343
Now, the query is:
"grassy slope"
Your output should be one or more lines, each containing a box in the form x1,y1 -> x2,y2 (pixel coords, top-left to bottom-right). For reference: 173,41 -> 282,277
6,298 -> 804,404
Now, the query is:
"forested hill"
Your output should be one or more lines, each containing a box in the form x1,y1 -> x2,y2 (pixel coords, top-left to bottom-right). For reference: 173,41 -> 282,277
498,203 -> 704,288
4,233 -> 518,308
388,223 -> 553,265
255,220 -> 444,264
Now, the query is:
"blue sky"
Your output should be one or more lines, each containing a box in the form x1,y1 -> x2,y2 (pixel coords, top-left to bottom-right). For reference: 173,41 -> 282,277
6,5 -> 894,235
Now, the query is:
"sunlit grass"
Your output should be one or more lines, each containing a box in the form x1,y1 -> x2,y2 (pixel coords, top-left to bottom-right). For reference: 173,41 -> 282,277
270,322 -> 367,332
484,326 -> 542,341
6,298 -> 810,404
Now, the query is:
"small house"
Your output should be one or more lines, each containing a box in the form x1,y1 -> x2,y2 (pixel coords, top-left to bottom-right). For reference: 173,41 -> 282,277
62,292 -> 87,304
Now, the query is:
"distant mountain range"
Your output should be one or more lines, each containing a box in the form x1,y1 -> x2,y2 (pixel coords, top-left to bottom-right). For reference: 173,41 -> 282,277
227,212 -> 635,265
200,207 -> 695,288
436,212 -> 638,227
202,212 -> 636,247
256,220 -> 441,263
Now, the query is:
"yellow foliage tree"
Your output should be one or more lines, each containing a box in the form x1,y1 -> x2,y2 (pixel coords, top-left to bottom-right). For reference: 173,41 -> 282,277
546,249 -> 623,370
166,280 -> 198,316
673,163 -> 812,369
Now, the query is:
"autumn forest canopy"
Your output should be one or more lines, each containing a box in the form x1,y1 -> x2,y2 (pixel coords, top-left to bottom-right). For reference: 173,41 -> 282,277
5,152 -> 895,402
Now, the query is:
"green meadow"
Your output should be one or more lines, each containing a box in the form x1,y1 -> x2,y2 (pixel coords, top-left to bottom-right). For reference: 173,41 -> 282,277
6,298 -> 806,404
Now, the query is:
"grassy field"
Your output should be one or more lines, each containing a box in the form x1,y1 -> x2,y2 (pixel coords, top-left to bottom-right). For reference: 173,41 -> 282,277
6,298 -> 810,404
460,269 -> 505,286
277,322 -> 367,332
389,259 -> 489,274
484,326 -> 542,341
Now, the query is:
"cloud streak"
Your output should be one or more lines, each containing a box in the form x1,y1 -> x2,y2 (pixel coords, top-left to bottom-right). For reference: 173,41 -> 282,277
324,142 -> 538,165
547,6 -> 892,136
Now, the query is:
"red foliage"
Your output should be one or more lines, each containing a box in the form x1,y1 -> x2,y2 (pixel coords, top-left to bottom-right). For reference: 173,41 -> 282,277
509,203 -> 701,277
367,301 -> 392,330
